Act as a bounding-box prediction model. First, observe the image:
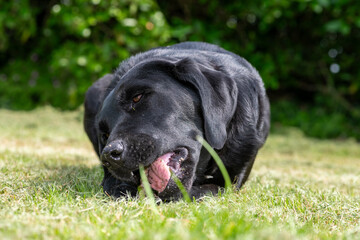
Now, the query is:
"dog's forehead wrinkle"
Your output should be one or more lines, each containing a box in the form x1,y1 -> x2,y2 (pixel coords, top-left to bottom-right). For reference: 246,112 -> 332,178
97,93 -> 128,131
100,89 -> 119,113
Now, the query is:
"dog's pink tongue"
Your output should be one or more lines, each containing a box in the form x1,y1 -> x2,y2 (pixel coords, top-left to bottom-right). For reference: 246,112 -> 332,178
145,153 -> 173,193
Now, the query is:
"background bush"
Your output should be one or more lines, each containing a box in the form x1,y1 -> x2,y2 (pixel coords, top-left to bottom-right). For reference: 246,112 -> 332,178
0,0 -> 359,140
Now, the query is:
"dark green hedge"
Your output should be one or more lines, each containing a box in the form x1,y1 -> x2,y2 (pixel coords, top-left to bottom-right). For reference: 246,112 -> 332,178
0,0 -> 171,109
0,0 -> 359,139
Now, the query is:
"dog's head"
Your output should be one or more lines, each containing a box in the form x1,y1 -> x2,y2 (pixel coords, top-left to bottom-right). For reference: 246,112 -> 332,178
85,58 -> 238,199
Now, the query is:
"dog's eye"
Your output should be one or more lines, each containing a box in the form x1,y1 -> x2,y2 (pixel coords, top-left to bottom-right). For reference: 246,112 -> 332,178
132,94 -> 142,103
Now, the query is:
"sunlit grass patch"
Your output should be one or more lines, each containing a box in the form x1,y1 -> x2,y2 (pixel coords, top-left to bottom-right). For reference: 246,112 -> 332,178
0,107 -> 359,239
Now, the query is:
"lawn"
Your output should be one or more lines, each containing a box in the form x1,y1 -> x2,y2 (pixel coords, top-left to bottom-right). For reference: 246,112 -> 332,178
0,107 -> 359,239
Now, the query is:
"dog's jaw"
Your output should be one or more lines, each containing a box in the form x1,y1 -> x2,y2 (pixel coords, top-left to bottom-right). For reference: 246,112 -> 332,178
107,167 -> 140,187
106,146 -> 191,197
145,147 -> 188,193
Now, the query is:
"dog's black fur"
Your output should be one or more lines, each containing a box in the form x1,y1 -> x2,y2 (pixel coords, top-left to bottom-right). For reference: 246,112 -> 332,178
84,42 -> 270,200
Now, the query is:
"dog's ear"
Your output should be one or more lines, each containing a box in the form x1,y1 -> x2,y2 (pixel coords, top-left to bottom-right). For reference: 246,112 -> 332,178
84,74 -> 114,156
174,58 -> 238,149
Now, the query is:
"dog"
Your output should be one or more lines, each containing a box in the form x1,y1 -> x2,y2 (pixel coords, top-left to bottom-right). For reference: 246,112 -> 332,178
84,42 -> 270,200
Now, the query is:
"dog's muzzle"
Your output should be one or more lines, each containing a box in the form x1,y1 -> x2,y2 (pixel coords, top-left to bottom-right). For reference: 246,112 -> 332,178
101,140 -> 124,169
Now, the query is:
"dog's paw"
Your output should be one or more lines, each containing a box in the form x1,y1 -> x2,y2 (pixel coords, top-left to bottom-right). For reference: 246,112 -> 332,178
102,175 -> 138,198
190,184 -> 221,200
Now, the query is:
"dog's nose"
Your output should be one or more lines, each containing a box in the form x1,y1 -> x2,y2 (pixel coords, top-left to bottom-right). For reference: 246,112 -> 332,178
102,140 -> 124,168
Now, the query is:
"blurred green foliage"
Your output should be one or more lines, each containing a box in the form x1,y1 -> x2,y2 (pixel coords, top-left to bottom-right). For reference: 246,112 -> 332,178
0,0 -> 359,140
0,0 -> 170,109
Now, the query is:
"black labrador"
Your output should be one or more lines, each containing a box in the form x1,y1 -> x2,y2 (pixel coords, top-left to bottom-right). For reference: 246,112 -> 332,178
84,42 -> 270,200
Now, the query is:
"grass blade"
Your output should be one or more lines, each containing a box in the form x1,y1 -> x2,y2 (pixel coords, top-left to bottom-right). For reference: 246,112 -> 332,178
196,135 -> 232,191
170,171 -> 192,203
139,165 -> 159,214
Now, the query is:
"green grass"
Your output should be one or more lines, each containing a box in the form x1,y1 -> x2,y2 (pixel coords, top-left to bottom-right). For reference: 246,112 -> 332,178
0,107 -> 359,239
